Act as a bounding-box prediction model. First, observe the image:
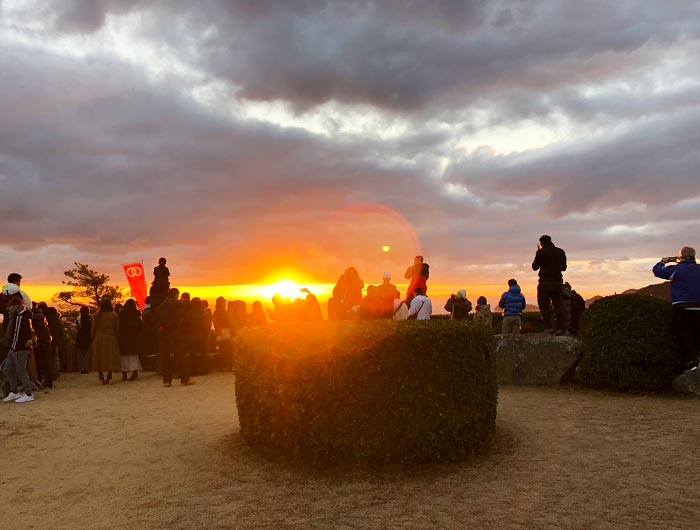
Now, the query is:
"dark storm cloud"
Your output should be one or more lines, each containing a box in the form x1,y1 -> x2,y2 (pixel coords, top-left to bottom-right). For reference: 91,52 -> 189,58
39,0 -> 700,114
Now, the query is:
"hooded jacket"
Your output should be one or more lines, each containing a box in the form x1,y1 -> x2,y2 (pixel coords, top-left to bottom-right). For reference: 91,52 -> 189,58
6,307 -> 34,351
474,304 -> 493,327
499,285 -> 527,317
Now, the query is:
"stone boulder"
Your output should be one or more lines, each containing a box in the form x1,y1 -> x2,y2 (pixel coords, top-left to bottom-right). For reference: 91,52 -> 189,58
672,367 -> 700,396
494,334 -> 582,386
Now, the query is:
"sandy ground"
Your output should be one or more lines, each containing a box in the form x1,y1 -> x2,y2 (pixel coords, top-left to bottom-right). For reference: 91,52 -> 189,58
2,371 -> 699,530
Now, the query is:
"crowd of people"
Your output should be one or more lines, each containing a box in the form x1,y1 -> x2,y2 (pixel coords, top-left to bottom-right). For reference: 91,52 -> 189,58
2,236 -> 699,403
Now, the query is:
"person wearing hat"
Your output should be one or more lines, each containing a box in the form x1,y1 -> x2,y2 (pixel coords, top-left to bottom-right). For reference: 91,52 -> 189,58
376,272 -> 400,318
1,273 -> 32,333
2,295 -> 36,403
653,246 -> 700,371
474,296 -> 493,328
444,289 -> 472,320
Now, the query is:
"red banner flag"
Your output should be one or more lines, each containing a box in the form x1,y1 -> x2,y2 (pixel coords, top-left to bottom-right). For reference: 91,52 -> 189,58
123,262 -> 148,309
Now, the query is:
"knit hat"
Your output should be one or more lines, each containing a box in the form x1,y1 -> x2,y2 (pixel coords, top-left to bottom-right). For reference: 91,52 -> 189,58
477,296 -> 487,305
383,271 -> 391,280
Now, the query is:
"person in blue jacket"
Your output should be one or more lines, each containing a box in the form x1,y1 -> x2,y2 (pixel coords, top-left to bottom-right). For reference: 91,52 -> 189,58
653,246 -> 700,371
499,279 -> 527,335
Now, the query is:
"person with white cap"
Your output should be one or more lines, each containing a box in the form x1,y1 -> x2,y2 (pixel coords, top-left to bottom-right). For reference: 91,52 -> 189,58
1,273 -> 32,333
376,271 -> 399,309
444,290 -> 473,320
2,295 -> 36,403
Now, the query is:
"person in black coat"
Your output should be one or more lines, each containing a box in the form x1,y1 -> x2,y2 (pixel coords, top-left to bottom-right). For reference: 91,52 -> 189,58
32,308 -> 53,388
76,306 -> 92,374
532,234 -> 567,334
119,299 -> 143,381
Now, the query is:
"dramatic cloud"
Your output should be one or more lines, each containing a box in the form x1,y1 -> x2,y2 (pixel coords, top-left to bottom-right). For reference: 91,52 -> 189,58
1,0 -> 699,299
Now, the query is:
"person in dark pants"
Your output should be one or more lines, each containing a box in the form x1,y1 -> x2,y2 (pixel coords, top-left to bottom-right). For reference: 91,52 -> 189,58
532,234 -> 568,334
569,286 -> 586,336
32,307 -> 53,388
76,306 -> 92,373
653,246 -> 700,372
155,288 -> 194,387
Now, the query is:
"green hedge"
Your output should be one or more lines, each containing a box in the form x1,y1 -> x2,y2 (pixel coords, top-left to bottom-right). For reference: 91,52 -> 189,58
432,312 -> 546,334
576,294 -> 678,392
233,320 -> 498,466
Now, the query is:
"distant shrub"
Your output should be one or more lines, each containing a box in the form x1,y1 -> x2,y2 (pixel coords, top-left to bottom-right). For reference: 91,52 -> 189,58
576,294 -> 678,392
233,320 -> 498,466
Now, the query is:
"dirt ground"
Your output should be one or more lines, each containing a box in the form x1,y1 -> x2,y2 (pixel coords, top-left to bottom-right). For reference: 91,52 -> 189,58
2,371 -> 699,530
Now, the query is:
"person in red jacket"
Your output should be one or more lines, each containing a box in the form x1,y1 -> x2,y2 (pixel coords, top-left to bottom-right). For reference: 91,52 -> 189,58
405,255 -> 429,305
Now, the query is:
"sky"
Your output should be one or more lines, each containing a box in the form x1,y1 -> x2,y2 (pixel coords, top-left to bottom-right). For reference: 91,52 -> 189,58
2,0 -> 700,306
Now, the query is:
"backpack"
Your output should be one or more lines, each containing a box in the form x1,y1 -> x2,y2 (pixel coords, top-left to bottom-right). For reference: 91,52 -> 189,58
0,291 -> 22,314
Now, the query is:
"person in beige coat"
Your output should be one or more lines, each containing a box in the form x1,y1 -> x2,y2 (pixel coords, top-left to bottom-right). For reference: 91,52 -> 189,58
91,298 -> 121,385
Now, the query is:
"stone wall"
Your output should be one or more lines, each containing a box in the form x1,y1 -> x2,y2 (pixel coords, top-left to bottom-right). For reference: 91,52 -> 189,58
494,334 -> 582,386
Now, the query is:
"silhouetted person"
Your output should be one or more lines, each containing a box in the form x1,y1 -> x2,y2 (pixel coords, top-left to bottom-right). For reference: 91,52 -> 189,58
561,281 -> 573,335
328,267 -> 364,320
91,298 -> 120,385
32,307 -> 53,388
186,298 -> 207,376
268,294 -> 294,323
570,287 -> 586,336
375,272 -> 400,318
532,235 -> 567,334
653,246 -> 700,371
212,296 -> 232,368
197,300 -> 216,374
359,285 -> 385,319
141,296 -> 157,369
248,301 -> 267,326
444,290 -> 472,320
405,255 -> 429,305
150,257 -> 170,310
119,299 -> 143,381
37,302 -> 66,379
156,288 -> 193,387
300,288 -> 323,321
76,306 -> 92,373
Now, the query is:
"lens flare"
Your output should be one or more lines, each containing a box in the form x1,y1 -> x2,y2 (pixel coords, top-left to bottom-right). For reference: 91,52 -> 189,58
262,279 -> 302,301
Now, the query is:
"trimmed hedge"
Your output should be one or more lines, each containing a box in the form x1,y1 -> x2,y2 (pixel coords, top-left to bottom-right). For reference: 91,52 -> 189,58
233,320 -> 498,466
576,294 -> 678,392
433,312 -> 547,334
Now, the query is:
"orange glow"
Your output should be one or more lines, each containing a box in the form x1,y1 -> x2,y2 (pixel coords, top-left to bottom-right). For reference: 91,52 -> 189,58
262,279 -> 303,301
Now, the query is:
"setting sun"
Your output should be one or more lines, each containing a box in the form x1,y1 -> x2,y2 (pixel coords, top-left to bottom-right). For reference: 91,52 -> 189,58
262,279 -> 303,300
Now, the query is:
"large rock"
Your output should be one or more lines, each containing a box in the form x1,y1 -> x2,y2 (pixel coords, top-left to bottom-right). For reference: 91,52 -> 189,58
672,367 -> 700,396
494,334 -> 582,386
